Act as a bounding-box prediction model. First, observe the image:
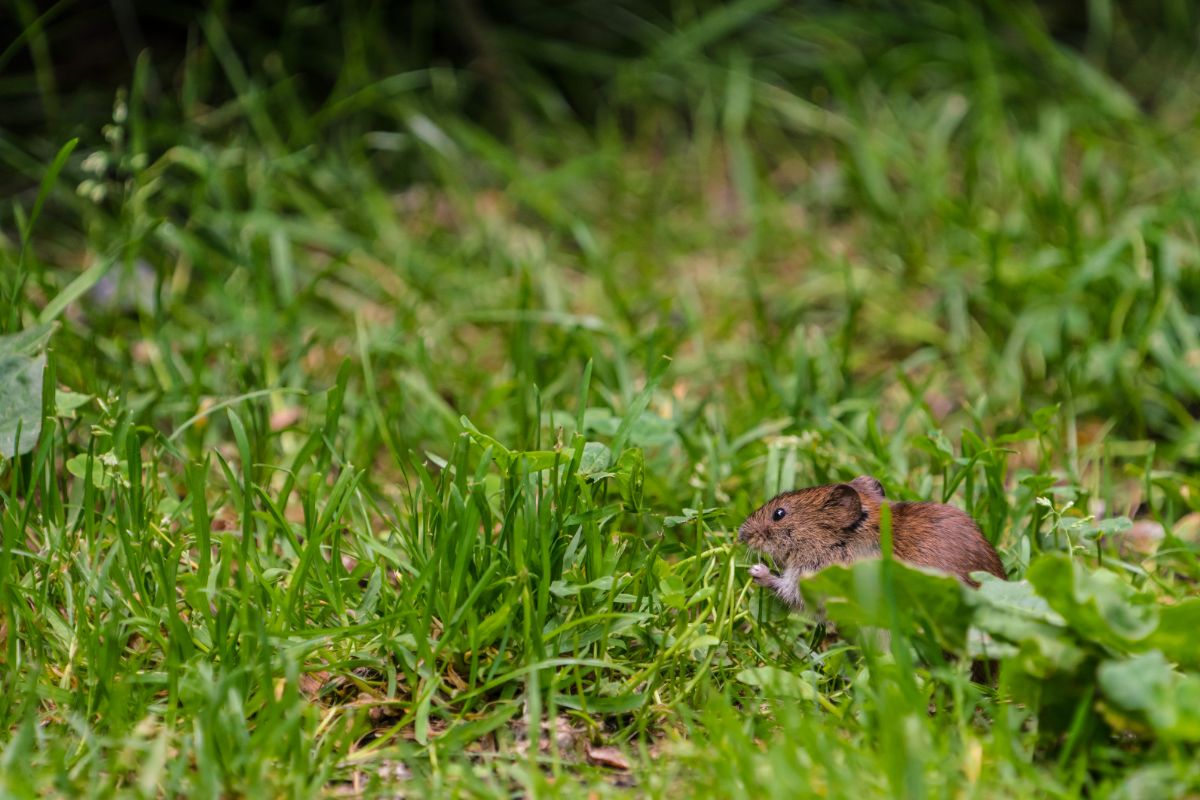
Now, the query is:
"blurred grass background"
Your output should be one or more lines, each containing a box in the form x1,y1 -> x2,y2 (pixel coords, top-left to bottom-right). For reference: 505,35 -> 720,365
3,1 -> 1200,796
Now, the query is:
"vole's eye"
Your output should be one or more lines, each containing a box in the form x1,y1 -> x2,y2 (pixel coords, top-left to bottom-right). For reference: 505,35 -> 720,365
772,507 -> 787,521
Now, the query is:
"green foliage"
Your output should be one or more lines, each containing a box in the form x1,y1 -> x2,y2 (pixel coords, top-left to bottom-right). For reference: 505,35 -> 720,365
802,552 -> 1200,750
1099,652 -> 1200,742
1028,554 -> 1158,650
0,322 -> 54,457
804,559 -> 972,652
2,1 -> 1200,796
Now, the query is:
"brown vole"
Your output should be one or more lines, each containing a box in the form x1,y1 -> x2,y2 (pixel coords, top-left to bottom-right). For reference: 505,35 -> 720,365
739,475 -> 1005,607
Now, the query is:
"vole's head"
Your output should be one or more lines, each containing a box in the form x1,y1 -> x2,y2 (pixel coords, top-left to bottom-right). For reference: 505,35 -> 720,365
738,476 -> 884,571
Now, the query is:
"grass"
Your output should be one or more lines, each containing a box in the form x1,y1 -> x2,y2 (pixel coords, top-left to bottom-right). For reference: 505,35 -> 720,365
2,1 -> 1200,796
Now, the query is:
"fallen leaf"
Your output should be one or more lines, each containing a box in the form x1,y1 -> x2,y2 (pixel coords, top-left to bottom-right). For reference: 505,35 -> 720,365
586,746 -> 630,771
513,713 -> 584,755
299,671 -> 331,701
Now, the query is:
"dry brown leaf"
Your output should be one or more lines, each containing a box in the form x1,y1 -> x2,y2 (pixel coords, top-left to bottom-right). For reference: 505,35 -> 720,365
585,746 -> 630,771
443,666 -> 468,692
299,671 -> 331,701
512,713 -> 585,756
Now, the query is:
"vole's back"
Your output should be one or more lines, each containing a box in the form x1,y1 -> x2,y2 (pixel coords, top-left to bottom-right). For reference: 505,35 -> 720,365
888,502 -> 1005,585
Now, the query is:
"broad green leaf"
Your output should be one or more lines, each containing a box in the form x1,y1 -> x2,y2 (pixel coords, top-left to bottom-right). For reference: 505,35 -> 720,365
0,354 -> 45,457
1027,554 -> 1158,649
663,507 -> 722,528
577,441 -> 612,477
803,559 -> 972,651
663,509 -> 698,527
970,574 -> 1065,625
972,607 -> 1086,676
581,407 -> 618,435
1145,598 -> 1200,669
552,692 -> 646,714
966,627 -> 1019,660
1098,651 -> 1200,741
65,453 -> 114,489
515,450 -> 560,473
586,407 -> 678,449
550,575 -> 616,597
0,321 -> 56,359
54,389 -> 92,417
616,447 -> 644,507
620,411 -> 678,449
660,575 -> 687,610
968,573 -> 1084,674
0,323 -> 53,457
736,666 -> 817,700
460,415 -> 513,466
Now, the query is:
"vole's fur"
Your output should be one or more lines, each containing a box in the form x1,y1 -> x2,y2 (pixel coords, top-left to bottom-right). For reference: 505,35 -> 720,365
739,476 -> 1005,607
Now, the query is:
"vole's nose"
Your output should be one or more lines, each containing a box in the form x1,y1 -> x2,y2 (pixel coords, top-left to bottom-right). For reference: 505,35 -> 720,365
737,522 -> 750,542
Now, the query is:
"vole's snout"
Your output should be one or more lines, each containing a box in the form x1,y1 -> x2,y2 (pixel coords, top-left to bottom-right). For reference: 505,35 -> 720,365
737,520 -> 753,543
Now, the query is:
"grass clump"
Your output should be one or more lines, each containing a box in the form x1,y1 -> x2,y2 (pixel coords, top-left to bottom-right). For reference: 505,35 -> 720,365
2,2 -> 1200,796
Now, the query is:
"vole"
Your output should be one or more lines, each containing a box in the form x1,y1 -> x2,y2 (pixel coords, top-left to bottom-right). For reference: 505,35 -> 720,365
739,476 -> 1005,608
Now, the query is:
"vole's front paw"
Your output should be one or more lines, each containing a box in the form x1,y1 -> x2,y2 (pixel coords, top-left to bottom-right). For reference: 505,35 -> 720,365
749,563 -> 775,586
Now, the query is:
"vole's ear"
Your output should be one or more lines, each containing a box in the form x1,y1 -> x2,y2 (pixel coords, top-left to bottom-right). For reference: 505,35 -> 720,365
824,483 -> 863,527
849,475 -> 885,501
